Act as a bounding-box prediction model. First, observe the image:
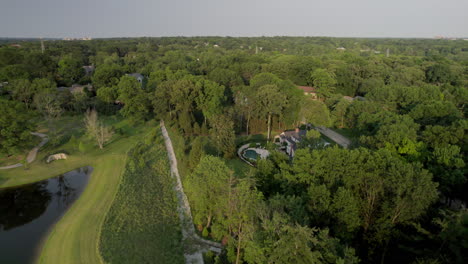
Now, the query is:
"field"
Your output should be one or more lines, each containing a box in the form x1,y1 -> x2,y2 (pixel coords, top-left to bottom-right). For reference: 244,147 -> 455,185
99,129 -> 184,264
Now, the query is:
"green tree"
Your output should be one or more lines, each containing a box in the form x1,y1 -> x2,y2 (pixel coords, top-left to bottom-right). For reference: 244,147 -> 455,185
58,54 -> 85,86
92,64 -> 123,89
186,156 -> 233,230
331,98 -> 351,128
0,99 -> 34,155
209,114 -> 236,158
310,69 -> 336,99
195,79 -> 226,124
299,100 -> 331,127
256,84 -> 287,141
117,76 -> 151,122
188,137 -> 206,169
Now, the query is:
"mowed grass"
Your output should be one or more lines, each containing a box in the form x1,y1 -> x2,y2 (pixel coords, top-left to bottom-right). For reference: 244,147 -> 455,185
99,129 -> 184,264
0,115 -> 152,264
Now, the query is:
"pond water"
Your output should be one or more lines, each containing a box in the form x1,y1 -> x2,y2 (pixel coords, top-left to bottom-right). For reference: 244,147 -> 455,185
0,166 -> 92,264
244,149 -> 259,160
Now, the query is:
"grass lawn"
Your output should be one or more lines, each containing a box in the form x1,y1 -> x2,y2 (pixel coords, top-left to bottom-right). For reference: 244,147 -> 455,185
331,127 -> 359,141
225,158 -> 252,177
99,129 -> 184,264
0,115 -> 152,264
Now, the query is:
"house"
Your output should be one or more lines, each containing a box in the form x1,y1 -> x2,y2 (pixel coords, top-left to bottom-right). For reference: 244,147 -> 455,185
274,128 -> 307,157
127,73 -> 145,85
297,86 -> 318,100
83,65 -> 95,76
336,47 -> 346,51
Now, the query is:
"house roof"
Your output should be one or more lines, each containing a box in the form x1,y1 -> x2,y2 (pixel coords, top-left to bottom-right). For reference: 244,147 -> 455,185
281,129 -> 307,143
127,73 -> 144,79
83,65 -> 95,75
297,86 -> 316,93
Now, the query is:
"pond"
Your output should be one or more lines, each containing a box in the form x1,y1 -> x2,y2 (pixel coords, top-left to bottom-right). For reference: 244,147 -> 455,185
0,166 -> 92,264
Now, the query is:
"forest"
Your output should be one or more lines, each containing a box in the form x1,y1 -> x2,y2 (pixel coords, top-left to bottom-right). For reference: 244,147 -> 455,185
0,36 -> 467,264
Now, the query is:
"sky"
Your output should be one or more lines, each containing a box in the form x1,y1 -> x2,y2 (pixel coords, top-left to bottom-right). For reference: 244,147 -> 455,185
1,0 -> 467,38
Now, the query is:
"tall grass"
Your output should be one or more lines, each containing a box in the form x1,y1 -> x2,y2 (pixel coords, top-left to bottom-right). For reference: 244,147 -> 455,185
99,129 -> 184,264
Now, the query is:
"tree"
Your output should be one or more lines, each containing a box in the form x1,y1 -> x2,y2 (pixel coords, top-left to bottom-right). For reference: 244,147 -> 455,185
8,79 -> 33,108
331,98 -> 351,128
92,64 -> 123,89
0,99 -> 34,155
299,99 -> 331,127
84,109 -> 114,149
186,156 -> 233,230
117,76 -> 151,122
256,84 -> 287,141
34,92 -> 63,121
233,85 -> 258,135
195,79 -> 226,123
310,69 -> 336,99
58,54 -> 85,86
425,63 -> 452,85
285,147 -> 438,260
209,113 -> 236,158
228,179 -> 263,264
188,137 -> 206,169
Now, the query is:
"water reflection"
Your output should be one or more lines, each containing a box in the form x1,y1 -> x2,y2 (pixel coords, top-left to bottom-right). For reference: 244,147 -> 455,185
0,182 -> 51,231
0,167 -> 92,264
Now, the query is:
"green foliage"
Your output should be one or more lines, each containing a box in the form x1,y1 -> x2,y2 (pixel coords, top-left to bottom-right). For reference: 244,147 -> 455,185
58,54 -> 85,86
284,147 -> 438,254
186,155 -> 233,236
310,68 -> 336,99
188,136 -> 206,169
209,114 -> 236,158
0,98 -> 34,155
299,99 -> 331,127
100,131 -> 183,264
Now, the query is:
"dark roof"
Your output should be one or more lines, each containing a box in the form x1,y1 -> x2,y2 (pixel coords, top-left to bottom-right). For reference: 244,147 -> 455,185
282,129 -> 306,140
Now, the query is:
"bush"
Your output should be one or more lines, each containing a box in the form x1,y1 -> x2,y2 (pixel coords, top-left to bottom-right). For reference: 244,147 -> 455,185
78,141 -> 92,153
68,135 -> 79,151
202,227 -> 209,238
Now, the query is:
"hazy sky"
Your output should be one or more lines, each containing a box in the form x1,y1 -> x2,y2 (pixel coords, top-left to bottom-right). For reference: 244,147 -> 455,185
1,0 -> 467,38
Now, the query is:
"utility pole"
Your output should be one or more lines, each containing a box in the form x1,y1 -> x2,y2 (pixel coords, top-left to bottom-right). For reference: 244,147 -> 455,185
40,38 -> 45,54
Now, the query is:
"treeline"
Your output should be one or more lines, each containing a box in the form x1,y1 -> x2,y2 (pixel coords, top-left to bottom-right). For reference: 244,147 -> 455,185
0,37 -> 466,263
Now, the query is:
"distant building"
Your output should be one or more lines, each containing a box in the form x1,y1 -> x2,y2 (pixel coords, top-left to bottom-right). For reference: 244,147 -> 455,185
127,73 -> 145,84
83,65 -> 95,76
297,86 -> 318,100
336,47 -> 346,51
10,44 -> 21,48
275,128 -> 307,157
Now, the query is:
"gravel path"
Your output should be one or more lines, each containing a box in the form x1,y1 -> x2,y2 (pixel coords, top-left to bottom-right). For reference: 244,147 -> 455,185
160,121 -> 223,264
0,132 -> 48,170
315,127 -> 351,148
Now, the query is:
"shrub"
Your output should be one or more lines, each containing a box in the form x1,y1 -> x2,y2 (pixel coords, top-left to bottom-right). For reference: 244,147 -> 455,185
202,227 -> 209,238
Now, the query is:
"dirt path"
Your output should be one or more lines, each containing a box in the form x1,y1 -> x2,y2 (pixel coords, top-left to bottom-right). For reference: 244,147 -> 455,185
315,127 -> 351,148
160,121 -> 222,264
0,132 -> 48,170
